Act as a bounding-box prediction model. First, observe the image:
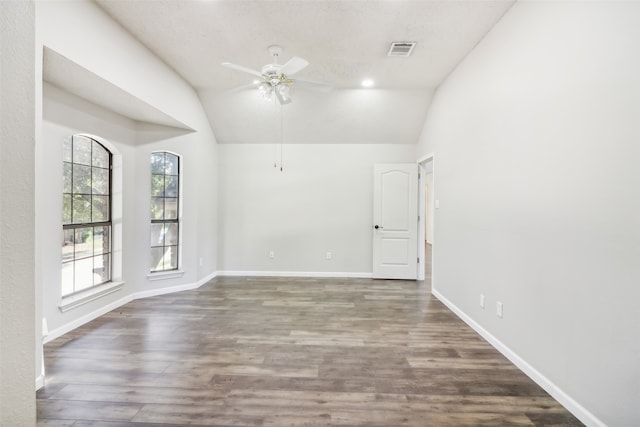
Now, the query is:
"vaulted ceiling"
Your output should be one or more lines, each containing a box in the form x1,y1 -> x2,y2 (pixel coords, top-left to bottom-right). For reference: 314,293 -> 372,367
90,0 -> 515,144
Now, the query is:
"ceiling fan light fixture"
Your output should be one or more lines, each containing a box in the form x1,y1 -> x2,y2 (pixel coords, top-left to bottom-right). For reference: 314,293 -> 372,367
361,79 -> 374,88
277,85 -> 291,103
223,45 -> 330,104
258,83 -> 273,101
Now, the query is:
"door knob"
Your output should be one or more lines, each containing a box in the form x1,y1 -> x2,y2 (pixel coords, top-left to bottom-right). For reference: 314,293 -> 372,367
374,225 -> 383,229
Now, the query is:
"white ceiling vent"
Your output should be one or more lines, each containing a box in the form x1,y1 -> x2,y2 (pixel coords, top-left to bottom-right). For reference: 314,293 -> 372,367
387,42 -> 416,57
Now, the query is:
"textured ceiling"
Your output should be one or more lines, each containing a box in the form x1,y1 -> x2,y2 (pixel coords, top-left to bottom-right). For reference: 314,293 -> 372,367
94,0 -> 515,143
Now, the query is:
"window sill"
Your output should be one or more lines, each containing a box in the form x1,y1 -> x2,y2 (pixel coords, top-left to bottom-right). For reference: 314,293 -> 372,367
147,270 -> 185,281
59,281 -> 124,312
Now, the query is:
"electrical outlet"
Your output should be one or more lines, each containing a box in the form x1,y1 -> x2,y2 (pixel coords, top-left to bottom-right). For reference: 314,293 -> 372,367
496,301 -> 503,318
199,257 -> 203,267
480,294 -> 485,309
326,251 -> 332,260
269,251 -> 275,259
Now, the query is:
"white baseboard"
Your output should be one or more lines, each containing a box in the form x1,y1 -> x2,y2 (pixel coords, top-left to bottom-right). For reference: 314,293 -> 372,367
195,270 -> 218,286
43,271 -> 217,345
35,374 -> 45,391
217,270 -> 372,279
44,294 -> 133,344
132,271 -> 216,300
431,287 -> 606,427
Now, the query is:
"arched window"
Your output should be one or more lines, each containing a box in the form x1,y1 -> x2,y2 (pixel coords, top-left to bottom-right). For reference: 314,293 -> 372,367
150,152 -> 180,272
61,135 -> 112,297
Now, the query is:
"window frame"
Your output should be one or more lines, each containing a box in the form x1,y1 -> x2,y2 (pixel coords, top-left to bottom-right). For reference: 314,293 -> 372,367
149,151 -> 181,273
61,135 -> 113,298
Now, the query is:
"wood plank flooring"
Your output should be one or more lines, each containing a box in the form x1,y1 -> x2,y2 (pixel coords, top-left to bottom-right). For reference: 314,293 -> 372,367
37,276 -> 583,426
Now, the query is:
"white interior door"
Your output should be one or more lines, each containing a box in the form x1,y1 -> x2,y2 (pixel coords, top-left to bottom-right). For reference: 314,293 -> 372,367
373,163 -> 418,279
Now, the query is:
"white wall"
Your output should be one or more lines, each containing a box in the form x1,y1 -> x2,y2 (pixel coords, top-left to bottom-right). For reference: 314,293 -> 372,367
0,1 -> 37,424
417,2 -> 640,425
203,88 -> 432,144
40,84 -> 137,335
35,0 -> 218,355
38,0 -> 203,131
218,144 -> 415,275
132,125 -> 218,291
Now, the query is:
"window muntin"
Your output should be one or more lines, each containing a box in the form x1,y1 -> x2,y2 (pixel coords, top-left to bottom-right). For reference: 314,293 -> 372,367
62,135 -> 112,297
150,152 -> 180,272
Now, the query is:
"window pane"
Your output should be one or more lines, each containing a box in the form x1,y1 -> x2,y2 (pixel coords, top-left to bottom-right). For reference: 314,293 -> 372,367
63,138 -> 72,162
164,198 -> 178,220
73,136 -> 92,166
72,194 -> 92,224
92,141 -> 109,168
93,226 -> 110,255
73,164 -> 92,194
165,223 -> 178,246
62,229 -> 75,262
150,223 -> 164,247
74,257 -> 94,291
62,194 -> 72,224
92,195 -> 109,222
150,247 -> 165,272
151,152 -> 165,174
63,163 -> 72,193
165,175 -> 178,198
167,246 -> 178,269
74,227 -> 93,259
94,254 -> 110,284
92,167 -> 109,195
151,174 -> 165,197
165,153 -> 178,175
151,198 -> 164,220
72,194 -> 91,224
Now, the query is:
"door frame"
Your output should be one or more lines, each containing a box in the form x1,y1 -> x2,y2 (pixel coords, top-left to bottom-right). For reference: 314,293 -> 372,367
417,153 -> 434,282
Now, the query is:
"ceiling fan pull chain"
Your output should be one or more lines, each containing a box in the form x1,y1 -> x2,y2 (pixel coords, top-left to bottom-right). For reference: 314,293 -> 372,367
280,103 -> 284,172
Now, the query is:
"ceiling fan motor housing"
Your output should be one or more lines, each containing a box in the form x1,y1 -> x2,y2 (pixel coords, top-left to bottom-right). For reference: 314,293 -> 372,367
262,64 -> 282,76
261,64 -> 287,87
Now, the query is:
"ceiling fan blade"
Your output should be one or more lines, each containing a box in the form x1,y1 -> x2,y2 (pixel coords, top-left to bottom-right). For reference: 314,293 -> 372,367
294,78 -> 332,92
221,62 -> 263,78
226,81 -> 262,93
280,56 -> 309,76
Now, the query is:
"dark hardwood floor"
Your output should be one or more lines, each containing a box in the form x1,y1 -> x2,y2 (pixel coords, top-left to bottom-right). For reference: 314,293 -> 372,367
37,275 -> 583,426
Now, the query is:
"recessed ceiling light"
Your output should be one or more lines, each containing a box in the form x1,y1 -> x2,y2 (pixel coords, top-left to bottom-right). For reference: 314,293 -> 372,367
361,79 -> 374,88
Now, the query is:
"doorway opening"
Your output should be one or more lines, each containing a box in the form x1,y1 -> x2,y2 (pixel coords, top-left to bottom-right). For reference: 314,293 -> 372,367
418,155 -> 434,286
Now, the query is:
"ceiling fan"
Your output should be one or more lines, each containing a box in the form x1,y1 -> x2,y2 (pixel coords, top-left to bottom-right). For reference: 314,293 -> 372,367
222,45 -> 328,104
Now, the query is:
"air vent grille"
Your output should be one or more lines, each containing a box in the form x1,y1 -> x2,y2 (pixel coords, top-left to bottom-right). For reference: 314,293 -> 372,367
387,42 -> 416,57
